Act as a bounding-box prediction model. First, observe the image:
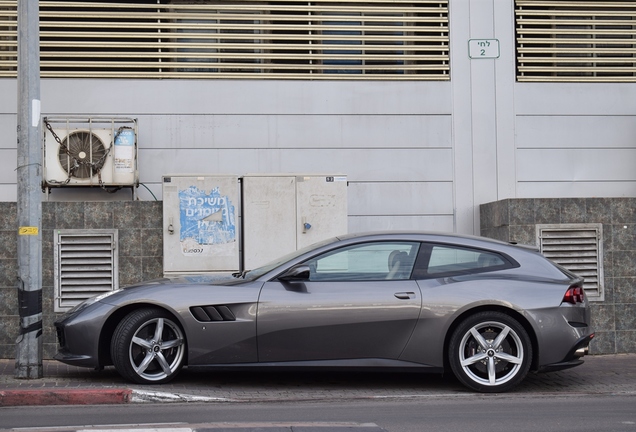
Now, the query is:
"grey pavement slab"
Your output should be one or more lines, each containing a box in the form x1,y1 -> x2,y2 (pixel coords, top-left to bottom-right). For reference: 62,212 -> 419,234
0,354 -> 635,406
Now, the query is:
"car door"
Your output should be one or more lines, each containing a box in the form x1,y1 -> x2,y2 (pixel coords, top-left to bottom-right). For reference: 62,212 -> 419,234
257,241 -> 422,362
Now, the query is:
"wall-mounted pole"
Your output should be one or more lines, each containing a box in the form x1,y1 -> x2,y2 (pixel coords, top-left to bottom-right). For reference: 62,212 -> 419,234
15,0 -> 42,379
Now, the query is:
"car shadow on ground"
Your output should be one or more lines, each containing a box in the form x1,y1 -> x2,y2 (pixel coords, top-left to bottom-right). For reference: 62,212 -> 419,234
14,359 -> 617,396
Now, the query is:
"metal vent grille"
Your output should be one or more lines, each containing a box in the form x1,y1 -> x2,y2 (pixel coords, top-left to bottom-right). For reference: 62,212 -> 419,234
54,229 -> 119,312
516,0 -> 636,82
0,0 -> 449,80
536,224 -> 604,301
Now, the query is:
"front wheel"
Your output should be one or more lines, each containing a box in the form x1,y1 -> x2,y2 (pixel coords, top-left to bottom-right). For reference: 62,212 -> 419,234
448,311 -> 532,393
111,308 -> 186,384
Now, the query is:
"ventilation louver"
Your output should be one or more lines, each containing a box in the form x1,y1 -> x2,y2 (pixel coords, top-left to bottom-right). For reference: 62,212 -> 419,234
54,229 -> 119,312
537,224 -> 604,301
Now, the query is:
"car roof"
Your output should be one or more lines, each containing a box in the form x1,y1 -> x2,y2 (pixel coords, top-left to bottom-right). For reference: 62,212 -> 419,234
334,231 -> 539,255
337,230 -> 516,245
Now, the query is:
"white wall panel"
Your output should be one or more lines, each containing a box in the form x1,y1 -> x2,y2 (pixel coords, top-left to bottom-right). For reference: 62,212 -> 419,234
348,182 -> 453,216
517,149 -> 636,182
494,1 -> 518,201
0,149 -> 16,183
517,182 -> 636,199
39,80 -> 452,116
516,83 -> 636,116
449,0 -> 473,234
139,114 -> 452,150
138,148 -> 453,189
349,215 -> 455,233
0,116 -> 16,149
43,188 -> 137,202
2,81 -> 19,182
469,0 -> 498,227
0,185 -> 16,201
0,80 -> 17,111
517,116 -> 636,149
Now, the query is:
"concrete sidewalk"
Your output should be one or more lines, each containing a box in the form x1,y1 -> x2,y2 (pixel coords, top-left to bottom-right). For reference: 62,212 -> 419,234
1,354 -> 635,407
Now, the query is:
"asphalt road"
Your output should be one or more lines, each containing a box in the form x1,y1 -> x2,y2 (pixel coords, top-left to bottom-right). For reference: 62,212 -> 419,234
1,393 -> 636,432
1,354 -> 635,431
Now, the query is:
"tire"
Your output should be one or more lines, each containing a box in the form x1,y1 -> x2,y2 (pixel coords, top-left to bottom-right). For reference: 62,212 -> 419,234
448,311 -> 532,393
111,308 -> 186,384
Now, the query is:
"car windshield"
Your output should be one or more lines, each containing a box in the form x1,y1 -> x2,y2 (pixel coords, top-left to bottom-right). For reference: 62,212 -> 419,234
240,236 -> 340,280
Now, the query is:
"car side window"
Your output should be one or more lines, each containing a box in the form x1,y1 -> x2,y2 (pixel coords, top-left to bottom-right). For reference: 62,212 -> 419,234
422,245 -> 508,277
304,241 -> 420,281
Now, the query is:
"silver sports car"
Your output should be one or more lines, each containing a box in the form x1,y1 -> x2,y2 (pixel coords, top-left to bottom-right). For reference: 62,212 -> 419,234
54,231 -> 594,393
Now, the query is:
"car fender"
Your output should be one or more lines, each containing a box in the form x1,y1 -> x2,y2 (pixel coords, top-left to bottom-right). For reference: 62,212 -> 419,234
109,282 -> 264,365
400,277 -> 560,367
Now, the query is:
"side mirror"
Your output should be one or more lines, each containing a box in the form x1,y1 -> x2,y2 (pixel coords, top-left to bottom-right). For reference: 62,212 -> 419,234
278,265 -> 311,281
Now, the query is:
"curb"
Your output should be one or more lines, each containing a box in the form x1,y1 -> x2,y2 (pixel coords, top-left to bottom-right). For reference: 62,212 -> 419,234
0,388 -> 132,407
131,389 -> 238,403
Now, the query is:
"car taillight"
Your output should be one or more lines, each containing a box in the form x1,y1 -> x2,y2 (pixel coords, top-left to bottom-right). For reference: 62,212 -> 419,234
563,286 -> 585,304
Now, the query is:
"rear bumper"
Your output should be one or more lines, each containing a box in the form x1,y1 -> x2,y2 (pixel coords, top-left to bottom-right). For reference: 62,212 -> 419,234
539,332 -> 595,373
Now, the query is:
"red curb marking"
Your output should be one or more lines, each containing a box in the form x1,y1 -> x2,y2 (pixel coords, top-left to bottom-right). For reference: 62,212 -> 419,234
0,388 -> 132,406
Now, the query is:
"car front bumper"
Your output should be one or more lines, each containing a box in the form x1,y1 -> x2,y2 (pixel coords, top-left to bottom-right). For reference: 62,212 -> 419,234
53,301 -> 115,369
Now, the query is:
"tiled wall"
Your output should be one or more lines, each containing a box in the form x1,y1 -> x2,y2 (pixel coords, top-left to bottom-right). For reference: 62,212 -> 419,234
0,201 -> 163,359
480,198 -> 636,354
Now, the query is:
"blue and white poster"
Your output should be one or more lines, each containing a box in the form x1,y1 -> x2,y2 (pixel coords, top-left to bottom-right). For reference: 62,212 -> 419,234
178,185 -> 236,257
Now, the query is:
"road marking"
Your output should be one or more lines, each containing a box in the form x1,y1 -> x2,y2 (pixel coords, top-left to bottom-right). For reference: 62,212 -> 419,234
131,390 -> 236,403
25,423 -> 383,432
79,429 -> 192,432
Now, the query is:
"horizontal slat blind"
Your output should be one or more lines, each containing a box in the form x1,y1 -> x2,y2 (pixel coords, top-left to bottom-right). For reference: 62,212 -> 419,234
537,224 -> 604,301
0,0 -> 449,80
54,230 -> 119,311
516,0 -> 636,82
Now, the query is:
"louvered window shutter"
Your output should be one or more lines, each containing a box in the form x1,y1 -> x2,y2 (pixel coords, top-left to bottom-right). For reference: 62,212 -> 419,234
54,229 -> 119,312
516,1 -> 636,82
0,0 -> 449,80
536,224 -> 604,301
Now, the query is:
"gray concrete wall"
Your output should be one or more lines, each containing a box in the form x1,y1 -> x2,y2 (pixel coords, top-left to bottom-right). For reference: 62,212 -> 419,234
480,198 -> 636,355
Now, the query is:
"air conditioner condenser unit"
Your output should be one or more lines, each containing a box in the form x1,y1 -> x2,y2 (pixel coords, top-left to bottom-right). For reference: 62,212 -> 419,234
43,117 -> 138,188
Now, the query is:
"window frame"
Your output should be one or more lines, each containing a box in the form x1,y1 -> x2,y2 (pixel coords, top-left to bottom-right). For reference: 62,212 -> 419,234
300,240 -> 421,282
412,243 -> 518,280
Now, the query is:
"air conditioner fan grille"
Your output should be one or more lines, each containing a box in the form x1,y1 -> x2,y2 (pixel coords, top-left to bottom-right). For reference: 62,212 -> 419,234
59,131 -> 107,179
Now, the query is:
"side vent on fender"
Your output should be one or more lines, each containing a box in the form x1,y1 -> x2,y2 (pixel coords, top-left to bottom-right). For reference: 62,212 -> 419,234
190,305 -> 236,322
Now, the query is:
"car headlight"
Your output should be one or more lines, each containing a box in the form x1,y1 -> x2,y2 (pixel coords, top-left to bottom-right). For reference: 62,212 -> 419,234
65,289 -> 122,315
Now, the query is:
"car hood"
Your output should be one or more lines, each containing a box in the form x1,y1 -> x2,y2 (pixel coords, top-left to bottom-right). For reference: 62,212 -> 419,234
122,272 -> 246,289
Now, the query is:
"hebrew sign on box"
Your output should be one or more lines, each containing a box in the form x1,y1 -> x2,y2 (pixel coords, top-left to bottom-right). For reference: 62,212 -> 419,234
179,185 -> 236,257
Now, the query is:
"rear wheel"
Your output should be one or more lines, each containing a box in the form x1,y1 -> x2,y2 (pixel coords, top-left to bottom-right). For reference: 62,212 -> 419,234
448,311 -> 532,393
111,308 -> 186,384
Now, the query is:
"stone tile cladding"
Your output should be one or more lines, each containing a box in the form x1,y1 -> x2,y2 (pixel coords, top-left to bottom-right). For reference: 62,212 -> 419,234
480,198 -> 636,355
0,201 -> 163,359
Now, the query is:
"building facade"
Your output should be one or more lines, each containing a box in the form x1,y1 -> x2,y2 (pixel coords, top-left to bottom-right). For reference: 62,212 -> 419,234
0,0 -> 635,357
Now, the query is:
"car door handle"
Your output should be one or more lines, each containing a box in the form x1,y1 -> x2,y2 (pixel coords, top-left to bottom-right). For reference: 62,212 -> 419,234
394,292 -> 416,300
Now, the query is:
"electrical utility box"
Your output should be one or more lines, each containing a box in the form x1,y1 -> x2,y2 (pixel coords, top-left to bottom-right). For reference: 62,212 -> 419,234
162,175 -> 240,274
242,174 -> 348,269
